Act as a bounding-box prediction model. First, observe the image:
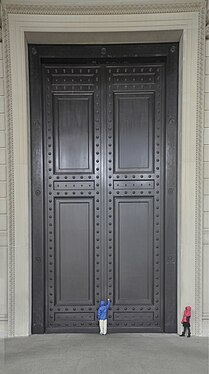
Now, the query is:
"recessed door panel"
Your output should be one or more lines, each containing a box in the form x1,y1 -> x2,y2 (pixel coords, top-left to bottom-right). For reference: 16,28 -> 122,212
115,197 -> 153,305
114,92 -> 154,172
53,94 -> 93,173
55,198 -> 94,305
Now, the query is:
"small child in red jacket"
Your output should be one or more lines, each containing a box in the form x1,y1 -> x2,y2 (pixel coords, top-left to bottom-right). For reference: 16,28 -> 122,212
180,306 -> 191,337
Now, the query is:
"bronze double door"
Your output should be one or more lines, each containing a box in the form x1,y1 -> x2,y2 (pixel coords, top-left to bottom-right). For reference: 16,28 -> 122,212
30,44 -> 178,334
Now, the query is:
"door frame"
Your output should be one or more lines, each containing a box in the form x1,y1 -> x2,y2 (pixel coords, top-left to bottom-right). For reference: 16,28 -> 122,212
2,3 -> 205,336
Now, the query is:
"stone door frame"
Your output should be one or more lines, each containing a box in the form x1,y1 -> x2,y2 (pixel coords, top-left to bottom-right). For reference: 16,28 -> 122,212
2,2 -> 205,336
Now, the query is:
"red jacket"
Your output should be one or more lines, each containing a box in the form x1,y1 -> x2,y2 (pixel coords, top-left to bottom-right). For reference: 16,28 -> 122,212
181,306 -> 191,323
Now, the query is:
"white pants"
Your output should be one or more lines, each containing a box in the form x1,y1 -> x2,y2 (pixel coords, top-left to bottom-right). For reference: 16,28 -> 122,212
99,319 -> 107,335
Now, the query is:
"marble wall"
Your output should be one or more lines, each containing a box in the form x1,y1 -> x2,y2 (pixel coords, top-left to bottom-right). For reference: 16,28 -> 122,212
203,38 -> 209,335
0,35 -> 8,337
0,2 -> 208,337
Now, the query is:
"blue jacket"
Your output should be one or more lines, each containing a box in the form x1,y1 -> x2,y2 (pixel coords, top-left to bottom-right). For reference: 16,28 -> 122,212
97,300 -> 111,320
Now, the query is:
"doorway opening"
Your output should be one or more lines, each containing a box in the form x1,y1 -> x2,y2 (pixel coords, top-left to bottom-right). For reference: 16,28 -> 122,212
29,43 -> 178,334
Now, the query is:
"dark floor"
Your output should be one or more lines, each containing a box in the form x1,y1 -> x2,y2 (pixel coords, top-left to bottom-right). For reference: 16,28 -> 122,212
1,333 -> 208,374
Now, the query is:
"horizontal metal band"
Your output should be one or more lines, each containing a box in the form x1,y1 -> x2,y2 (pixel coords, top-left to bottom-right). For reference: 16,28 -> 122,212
113,180 -> 154,189
55,312 -> 95,322
114,312 -> 154,321
54,181 -> 95,190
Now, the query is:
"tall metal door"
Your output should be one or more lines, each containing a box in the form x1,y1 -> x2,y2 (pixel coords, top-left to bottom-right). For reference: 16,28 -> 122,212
30,44 -> 178,334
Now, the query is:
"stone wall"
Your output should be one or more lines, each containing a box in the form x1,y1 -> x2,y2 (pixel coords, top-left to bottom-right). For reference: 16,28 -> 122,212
0,2 -> 208,337
203,19 -> 209,335
0,27 -> 8,337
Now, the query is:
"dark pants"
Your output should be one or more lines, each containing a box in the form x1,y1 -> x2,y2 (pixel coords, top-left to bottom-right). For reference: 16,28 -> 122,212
181,322 -> 191,336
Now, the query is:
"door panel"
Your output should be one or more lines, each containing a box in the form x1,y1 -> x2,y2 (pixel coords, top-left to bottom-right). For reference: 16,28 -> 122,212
106,64 -> 164,330
114,197 -> 154,305
114,92 -> 154,172
30,44 -> 178,334
43,65 -> 102,332
53,93 -> 94,173
55,198 -> 94,305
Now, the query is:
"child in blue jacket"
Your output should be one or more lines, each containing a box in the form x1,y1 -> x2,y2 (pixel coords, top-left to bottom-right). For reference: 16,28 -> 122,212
98,299 -> 111,335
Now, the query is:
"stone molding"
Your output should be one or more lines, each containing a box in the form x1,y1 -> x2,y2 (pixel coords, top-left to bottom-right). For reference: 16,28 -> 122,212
1,2 -> 206,336
195,5 -> 205,336
0,314 -> 8,322
206,9 -> 209,38
1,2 -> 206,15
206,24 -> 209,39
2,9 -> 16,337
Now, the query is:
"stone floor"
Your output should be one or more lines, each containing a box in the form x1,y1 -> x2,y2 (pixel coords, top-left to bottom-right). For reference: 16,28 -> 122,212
1,333 -> 208,374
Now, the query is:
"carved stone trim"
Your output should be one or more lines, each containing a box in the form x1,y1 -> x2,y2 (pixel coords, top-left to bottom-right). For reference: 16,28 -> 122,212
194,5 -> 205,336
206,24 -> 209,39
0,314 -> 8,322
2,10 -> 16,338
2,2 -> 206,16
2,2 -> 206,337
206,8 -> 209,39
